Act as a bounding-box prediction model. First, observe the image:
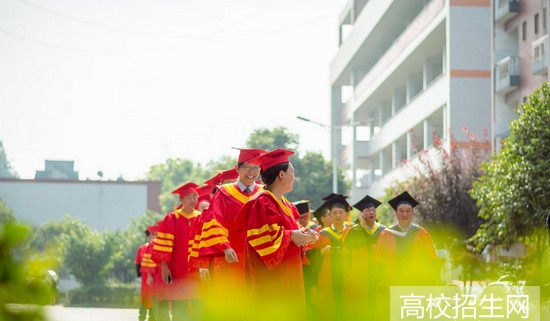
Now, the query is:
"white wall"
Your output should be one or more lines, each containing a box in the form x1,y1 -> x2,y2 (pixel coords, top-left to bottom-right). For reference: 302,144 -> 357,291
0,179 -> 157,231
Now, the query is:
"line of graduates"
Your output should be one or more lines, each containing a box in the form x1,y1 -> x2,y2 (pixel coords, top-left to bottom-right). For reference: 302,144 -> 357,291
135,146 -> 439,321
300,191 -> 439,321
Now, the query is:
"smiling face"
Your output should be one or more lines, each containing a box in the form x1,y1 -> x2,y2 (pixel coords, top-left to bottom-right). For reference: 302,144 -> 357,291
395,203 -> 414,228
237,163 -> 261,186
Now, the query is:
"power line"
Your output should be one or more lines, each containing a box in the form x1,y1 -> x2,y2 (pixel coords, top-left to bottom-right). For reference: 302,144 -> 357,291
2,0 -> 337,54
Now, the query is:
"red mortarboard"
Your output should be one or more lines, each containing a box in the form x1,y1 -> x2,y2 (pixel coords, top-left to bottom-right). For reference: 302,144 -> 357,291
195,185 -> 212,198
204,168 -> 238,187
204,174 -> 221,188
171,182 -> 199,198
218,168 -> 238,183
233,147 -> 267,163
194,185 -> 212,209
147,225 -> 159,234
248,148 -> 295,171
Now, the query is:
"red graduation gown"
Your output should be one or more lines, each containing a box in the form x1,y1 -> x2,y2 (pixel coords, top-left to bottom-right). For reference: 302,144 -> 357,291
234,189 -> 307,321
140,241 -> 161,307
151,209 -> 201,301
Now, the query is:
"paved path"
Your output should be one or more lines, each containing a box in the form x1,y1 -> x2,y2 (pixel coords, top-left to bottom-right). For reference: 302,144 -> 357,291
44,305 -> 138,321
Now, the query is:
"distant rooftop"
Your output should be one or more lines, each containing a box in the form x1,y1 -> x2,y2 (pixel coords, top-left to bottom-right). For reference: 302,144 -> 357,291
35,160 -> 79,180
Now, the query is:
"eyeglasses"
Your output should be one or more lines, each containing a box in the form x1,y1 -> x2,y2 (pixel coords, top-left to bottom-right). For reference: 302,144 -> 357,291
241,164 -> 261,171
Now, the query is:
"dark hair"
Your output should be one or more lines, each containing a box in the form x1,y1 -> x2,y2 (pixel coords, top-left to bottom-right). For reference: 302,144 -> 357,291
260,162 -> 290,185
144,229 -> 150,236
237,162 -> 245,168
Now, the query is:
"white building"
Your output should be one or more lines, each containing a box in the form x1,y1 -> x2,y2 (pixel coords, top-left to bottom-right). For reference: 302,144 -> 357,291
493,0 -> 548,146
330,0 -> 493,202
0,177 -> 162,231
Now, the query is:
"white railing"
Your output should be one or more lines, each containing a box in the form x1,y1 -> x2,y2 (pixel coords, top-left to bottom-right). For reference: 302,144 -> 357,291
532,35 -> 548,75
495,56 -> 520,92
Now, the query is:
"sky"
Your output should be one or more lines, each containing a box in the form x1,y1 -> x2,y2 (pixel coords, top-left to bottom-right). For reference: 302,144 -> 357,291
0,0 -> 345,181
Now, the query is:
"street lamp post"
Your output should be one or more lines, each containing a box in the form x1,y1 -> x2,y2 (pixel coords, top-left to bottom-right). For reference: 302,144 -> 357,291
296,116 -> 338,193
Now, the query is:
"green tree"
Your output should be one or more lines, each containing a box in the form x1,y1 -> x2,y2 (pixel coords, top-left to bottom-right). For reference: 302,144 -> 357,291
0,197 -> 16,224
289,151 -> 347,210
146,158 -> 210,213
0,204 -> 56,320
25,217 -> 75,277
108,210 -> 164,283
61,216 -> 114,286
0,141 -> 18,178
245,126 -> 299,151
470,82 -> 550,268
205,155 -> 238,171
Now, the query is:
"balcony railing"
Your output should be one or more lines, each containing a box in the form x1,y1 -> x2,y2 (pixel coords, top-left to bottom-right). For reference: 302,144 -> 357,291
495,56 -> 520,93
495,0 -> 519,23
532,35 -> 548,75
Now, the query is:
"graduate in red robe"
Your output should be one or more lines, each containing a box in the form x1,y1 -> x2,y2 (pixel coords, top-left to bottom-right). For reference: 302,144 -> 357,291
234,148 -> 319,321
151,182 -> 203,321
136,231 -> 151,321
139,224 -> 160,321
188,167 -> 238,270
373,191 -> 438,319
187,148 -> 266,320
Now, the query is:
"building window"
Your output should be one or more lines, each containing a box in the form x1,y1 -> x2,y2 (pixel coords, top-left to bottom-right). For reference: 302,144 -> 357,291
544,8 -> 547,32
535,14 -> 540,34
523,21 -> 527,41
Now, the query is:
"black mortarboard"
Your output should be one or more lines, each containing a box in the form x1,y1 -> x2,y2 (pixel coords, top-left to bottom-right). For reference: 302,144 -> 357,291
293,200 -> 310,215
312,203 -> 330,222
388,191 -> 418,211
353,195 -> 382,211
325,194 -> 351,211
322,193 -> 348,201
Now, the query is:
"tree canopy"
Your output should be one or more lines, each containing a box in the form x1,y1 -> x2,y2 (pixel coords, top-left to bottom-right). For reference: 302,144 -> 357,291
0,199 -> 55,319
470,82 -> 550,266
0,141 -> 18,178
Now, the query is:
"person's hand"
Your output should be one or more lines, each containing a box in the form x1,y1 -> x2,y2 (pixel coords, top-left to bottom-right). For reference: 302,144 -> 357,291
291,230 -> 318,246
302,228 -> 319,244
321,245 -> 332,256
199,268 -> 211,283
224,248 -> 238,263
161,261 -> 172,284
359,213 -> 367,227
146,273 -> 154,286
